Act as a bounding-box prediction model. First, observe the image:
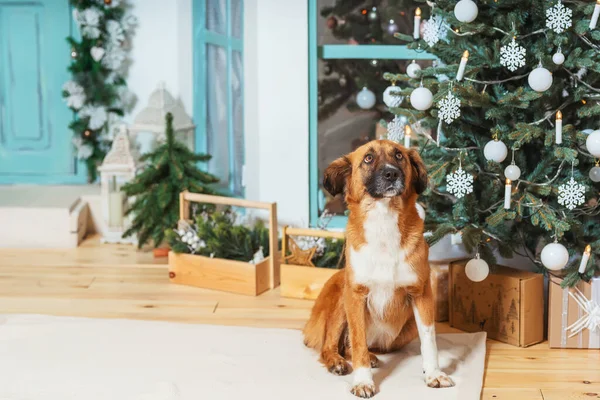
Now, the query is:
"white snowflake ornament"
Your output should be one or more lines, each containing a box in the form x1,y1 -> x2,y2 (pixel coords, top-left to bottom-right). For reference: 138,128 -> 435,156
422,15 -> 447,47
446,164 -> 474,199
438,92 -> 461,124
546,0 -> 572,34
500,37 -> 526,72
386,115 -> 407,143
558,177 -> 585,210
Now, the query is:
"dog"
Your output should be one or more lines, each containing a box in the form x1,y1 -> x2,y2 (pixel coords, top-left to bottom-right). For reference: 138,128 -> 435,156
303,140 -> 454,398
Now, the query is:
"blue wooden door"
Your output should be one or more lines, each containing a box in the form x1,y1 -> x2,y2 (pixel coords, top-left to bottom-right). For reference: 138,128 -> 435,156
0,0 -> 84,184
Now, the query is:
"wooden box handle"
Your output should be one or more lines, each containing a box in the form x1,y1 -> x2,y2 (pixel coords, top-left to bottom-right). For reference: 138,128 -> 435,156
178,191 -> 279,289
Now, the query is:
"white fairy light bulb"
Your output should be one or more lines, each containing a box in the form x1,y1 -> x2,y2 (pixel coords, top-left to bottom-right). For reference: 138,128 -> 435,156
585,130 -> 600,157
578,245 -> 592,274
590,0 -> 600,30
404,125 -> 412,148
541,241 -> 569,271
555,111 -> 563,144
484,138 -> 508,163
456,50 -> 469,81
406,60 -> 422,79
410,85 -> 433,111
454,0 -> 479,23
413,8 -> 422,39
356,87 -> 376,109
465,254 -> 489,282
504,178 -> 512,209
528,63 -> 553,92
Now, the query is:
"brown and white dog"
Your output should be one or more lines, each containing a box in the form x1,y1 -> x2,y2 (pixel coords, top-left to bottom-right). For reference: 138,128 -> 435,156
303,140 -> 454,398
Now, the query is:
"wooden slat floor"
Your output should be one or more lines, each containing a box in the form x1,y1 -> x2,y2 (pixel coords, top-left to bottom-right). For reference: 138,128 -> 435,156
0,236 -> 598,399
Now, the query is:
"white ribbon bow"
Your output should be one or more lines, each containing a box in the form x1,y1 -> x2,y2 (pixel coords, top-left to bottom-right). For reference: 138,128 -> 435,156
566,287 -> 600,338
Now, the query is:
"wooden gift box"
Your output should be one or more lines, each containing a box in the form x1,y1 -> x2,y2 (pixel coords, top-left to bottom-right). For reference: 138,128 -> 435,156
168,192 -> 279,296
548,275 -> 600,349
449,260 -> 544,347
280,227 -> 345,300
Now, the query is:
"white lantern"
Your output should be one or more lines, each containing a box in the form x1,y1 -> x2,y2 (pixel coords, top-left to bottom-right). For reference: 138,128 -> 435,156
98,125 -> 137,244
129,82 -> 195,154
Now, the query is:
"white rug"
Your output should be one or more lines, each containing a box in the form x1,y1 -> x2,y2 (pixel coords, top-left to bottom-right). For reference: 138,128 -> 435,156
0,314 -> 486,400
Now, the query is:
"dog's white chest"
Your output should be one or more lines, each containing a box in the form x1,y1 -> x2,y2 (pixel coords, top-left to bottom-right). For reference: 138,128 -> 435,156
349,200 -> 418,317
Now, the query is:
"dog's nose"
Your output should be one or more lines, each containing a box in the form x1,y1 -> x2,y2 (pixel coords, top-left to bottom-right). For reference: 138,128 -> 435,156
382,166 -> 399,181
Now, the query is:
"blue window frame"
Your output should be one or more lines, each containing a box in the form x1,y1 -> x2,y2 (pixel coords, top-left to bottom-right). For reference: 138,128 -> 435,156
308,0 -> 436,228
193,0 -> 244,196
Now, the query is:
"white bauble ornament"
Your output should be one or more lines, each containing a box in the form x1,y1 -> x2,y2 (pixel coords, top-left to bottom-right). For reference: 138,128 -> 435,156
585,130 -> 600,157
356,87 -> 376,109
504,164 -> 521,180
454,0 -> 478,23
383,85 -> 403,108
465,257 -> 489,282
552,51 -> 565,65
541,242 -> 569,271
528,67 -> 553,92
484,139 -> 508,163
589,166 -> 600,182
410,86 -> 433,111
406,61 -> 422,79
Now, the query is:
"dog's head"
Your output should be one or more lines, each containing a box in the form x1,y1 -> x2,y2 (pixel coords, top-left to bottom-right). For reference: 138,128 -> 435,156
323,140 -> 427,201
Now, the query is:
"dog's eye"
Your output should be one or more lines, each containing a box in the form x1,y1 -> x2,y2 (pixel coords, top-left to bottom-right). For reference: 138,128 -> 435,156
364,154 -> 374,164
395,152 -> 403,160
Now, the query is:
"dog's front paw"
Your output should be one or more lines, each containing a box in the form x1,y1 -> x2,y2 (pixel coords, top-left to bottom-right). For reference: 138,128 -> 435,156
326,355 -> 351,376
350,382 -> 377,398
425,370 -> 455,388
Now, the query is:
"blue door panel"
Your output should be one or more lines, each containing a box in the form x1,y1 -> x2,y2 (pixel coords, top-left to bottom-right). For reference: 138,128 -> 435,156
0,0 -> 84,183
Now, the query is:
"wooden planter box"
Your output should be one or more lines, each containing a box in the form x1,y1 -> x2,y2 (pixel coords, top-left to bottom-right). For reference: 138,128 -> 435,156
280,227 -> 345,300
168,192 -> 279,296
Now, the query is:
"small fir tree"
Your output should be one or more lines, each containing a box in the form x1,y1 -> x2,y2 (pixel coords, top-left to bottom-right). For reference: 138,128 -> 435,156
122,113 -> 219,248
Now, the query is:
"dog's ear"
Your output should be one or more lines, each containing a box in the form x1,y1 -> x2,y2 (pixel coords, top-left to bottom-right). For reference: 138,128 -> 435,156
408,149 -> 428,195
323,156 -> 352,197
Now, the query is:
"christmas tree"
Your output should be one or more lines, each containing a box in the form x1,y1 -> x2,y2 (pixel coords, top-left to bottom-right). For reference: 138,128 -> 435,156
319,0 -> 424,120
122,113 -> 219,248
384,0 -> 600,285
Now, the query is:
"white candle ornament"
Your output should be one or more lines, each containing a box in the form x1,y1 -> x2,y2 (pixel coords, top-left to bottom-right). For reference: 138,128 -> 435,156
413,8 -> 421,40
579,245 -> 592,274
456,50 -> 469,81
590,0 -> 600,30
504,179 -> 512,209
556,111 -> 563,144
404,125 -> 412,148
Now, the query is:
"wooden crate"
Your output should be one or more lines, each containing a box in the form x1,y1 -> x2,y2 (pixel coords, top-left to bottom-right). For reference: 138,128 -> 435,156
168,192 -> 279,296
280,227 -> 344,300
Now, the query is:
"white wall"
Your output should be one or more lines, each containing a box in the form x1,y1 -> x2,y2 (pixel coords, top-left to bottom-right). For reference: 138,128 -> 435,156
244,0 -> 310,226
126,0 -> 310,226
126,0 -> 193,121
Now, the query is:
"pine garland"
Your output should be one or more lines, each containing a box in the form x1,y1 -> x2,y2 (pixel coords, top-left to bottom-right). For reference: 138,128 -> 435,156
63,0 -> 137,182
122,113 -> 219,248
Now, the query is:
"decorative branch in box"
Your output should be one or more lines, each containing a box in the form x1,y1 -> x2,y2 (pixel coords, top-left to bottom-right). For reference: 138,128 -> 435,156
280,227 -> 345,300
166,192 -> 279,296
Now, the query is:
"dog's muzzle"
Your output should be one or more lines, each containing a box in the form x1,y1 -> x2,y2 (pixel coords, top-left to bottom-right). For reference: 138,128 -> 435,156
366,165 -> 404,198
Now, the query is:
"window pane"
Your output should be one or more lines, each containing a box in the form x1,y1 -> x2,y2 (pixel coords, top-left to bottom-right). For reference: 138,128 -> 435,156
206,0 -> 226,34
317,0 -> 425,45
231,0 -> 242,38
317,58 -> 433,217
231,51 -> 244,195
206,44 -> 230,187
